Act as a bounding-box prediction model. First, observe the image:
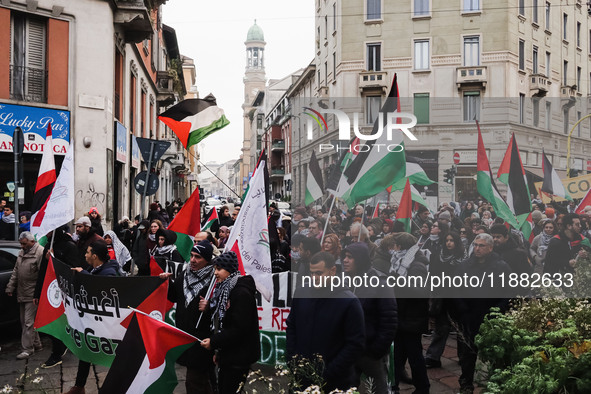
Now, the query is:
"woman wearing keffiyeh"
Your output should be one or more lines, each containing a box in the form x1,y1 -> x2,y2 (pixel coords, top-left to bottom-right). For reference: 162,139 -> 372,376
200,251 -> 260,394
160,240 -> 216,394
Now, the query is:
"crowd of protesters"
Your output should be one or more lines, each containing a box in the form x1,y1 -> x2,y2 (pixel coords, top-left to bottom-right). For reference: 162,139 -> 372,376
5,193 -> 590,393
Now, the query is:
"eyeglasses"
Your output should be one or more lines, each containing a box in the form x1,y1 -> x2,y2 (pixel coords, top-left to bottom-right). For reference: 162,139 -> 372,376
473,243 -> 489,248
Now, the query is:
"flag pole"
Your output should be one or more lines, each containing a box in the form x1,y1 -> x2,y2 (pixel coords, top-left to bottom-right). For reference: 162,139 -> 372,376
195,275 -> 217,330
390,194 -> 422,232
358,200 -> 369,241
320,196 -> 337,246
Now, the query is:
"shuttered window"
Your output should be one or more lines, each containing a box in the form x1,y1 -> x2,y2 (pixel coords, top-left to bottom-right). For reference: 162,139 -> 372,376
10,13 -> 46,102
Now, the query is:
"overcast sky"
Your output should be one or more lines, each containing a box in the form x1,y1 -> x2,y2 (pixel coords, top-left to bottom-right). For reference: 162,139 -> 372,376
162,1 -> 315,165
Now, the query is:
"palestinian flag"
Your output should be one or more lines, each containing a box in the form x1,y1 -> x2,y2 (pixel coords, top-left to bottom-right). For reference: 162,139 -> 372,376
521,212 -> 535,243
410,184 -> 430,211
201,207 -> 219,232
340,74 -> 406,207
476,122 -> 519,228
541,150 -> 572,201
396,179 -> 412,233
497,134 -> 532,225
372,202 -> 380,218
99,312 -> 197,394
158,94 -> 230,149
35,257 -> 169,367
305,150 -> 324,206
388,156 -> 436,192
575,187 -> 591,214
30,123 -> 56,238
168,188 -> 201,261
339,137 -> 360,171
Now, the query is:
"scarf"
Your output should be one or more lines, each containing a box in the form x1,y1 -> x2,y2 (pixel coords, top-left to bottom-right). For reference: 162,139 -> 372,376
2,213 -> 15,224
538,232 -> 554,255
429,234 -> 439,241
148,233 -> 156,242
183,264 -> 214,308
104,230 -> 131,268
439,248 -> 463,267
390,244 -> 420,278
210,271 -> 241,332
155,244 -> 176,257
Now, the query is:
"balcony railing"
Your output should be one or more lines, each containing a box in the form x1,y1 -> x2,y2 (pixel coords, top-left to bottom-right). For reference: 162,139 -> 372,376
112,0 -> 153,43
9,65 -> 47,103
271,139 -> 285,151
456,66 -> 487,88
156,71 -> 175,106
530,73 -> 549,97
271,166 -> 285,176
359,71 -> 388,92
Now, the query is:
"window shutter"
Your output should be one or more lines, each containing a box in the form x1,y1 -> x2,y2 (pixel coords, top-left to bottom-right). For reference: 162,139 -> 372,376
26,16 -> 46,101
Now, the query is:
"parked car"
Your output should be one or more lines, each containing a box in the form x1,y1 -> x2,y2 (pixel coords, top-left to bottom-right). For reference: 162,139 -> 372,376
271,200 -> 292,217
204,198 -> 223,214
0,241 -> 22,328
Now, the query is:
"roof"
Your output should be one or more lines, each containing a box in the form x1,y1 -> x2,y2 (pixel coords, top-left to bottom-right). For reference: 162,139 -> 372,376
246,20 -> 264,42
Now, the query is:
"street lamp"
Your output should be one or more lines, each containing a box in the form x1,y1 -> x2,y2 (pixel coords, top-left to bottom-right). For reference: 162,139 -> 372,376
566,113 -> 591,177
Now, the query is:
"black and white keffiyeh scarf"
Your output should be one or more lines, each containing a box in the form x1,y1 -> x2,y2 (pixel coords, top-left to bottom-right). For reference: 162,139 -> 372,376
183,264 -> 214,308
210,271 -> 241,332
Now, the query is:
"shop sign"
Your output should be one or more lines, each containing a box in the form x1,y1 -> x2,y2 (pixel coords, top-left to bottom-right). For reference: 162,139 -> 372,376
0,103 -> 70,155
535,173 -> 591,203
115,121 -> 127,163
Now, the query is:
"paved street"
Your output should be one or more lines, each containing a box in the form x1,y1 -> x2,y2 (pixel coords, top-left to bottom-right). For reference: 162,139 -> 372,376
0,329 -> 484,393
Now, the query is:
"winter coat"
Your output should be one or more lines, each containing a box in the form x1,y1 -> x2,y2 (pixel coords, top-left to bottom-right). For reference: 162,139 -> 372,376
286,285 -> 365,391
86,260 -> 120,277
544,232 -> 584,275
90,217 -> 104,237
167,269 -> 214,368
392,250 -> 430,334
76,230 -> 103,270
34,232 -> 78,299
6,242 -> 44,302
209,275 -> 260,368
494,237 -> 532,275
372,247 -> 392,275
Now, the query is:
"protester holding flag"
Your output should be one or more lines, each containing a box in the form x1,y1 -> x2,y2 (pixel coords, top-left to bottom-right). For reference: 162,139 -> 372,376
73,217 -> 103,270
200,251 -> 260,394
5,232 -> 44,360
160,240 -> 216,394
33,225 -> 77,368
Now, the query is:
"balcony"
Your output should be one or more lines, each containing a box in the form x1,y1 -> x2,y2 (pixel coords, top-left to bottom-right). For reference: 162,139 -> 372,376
530,74 -> 549,97
271,139 -> 285,151
270,165 -> 285,177
112,0 -> 153,43
156,71 -> 175,107
359,71 -> 388,93
456,66 -> 487,89
560,85 -> 576,109
9,65 -> 47,103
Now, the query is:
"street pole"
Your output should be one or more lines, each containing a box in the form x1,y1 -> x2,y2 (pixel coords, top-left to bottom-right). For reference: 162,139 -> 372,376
13,127 -> 24,240
140,141 -> 155,219
566,113 -> 591,177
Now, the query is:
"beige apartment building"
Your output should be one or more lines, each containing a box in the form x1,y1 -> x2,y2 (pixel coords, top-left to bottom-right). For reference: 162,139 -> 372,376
291,0 -> 591,206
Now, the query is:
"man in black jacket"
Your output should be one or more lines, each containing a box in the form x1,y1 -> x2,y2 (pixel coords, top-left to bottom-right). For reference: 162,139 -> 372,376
490,224 -> 532,296
343,243 -> 397,394
453,233 -> 512,394
545,213 -> 588,275
161,241 -> 215,394
286,252 -> 366,391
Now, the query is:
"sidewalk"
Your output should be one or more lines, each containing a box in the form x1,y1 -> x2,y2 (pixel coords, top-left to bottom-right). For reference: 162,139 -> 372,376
0,333 -> 482,393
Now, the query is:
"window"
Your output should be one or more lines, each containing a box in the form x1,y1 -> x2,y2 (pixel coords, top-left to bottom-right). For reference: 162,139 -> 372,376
414,93 -> 430,124
563,13 -> 568,40
333,3 -> 337,31
577,22 -> 581,47
463,91 -> 480,121
563,60 -> 568,85
578,111 -> 582,137
141,89 -> 146,138
333,52 -> 336,79
324,15 -> 327,39
519,40 -> 525,70
519,94 -> 525,124
519,0 -> 525,16
414,40 -> 430,70
463,36 -> 480,66
577,67 -> 582,90
366,95 -> 382,124
367,0 -> 381,20
114,50 -> 123,120
10,13 -> 47,103
130,73 -> 136,133
414,0 -> 429,16
563,107 -> 570,134
149,100 -> 154,138
533,46 -> 538,74
546,101 -> 552,130
463,0 -> 479,12
533,98 -> 540,127
533,0 -> 539,23
367,43 -> 381,71
545,52 -> 550,76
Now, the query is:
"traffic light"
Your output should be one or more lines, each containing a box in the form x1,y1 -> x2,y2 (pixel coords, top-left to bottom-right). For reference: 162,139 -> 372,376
443,166 -> 456,184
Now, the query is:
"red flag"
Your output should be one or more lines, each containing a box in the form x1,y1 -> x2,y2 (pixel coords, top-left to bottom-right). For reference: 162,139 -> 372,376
168,188 -> 201,237
396,179 -> 412,233
34,256 -> 64,329
31,124 -> 56,233
372,202 -> 380,218
575,188 -> 591,214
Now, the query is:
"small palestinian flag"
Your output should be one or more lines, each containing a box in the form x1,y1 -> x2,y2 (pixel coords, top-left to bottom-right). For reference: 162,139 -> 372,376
168,188 -> 201,261
396,179 -> 412,233
201,207 -> 219,232
305,150 -> 324,206
575,187 -> 591,214
541,150 -> 572,201
158,94 -> 230,149
99,311 -> 197,394
372,202 -> 380,218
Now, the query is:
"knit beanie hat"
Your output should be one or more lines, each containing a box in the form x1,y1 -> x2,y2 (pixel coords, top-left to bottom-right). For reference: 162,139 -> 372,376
213,251 -> 239,274
191,240 -> 214,263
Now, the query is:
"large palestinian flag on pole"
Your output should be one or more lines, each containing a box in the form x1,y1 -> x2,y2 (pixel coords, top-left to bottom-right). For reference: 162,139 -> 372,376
201,206 -> 219,232
30,123 -> 56,238
541,150 -> 572,201
476,122 -> 519,228
34,257 -> 169,367
305,150 -> 324,206
158,94 -> 230,149
339,74 -> 406,207
497,134 -> 532,226
99,311 -> 197,394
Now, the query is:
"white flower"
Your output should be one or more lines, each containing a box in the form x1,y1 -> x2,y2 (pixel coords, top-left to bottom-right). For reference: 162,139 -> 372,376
32,376 -> 43,384
1,385 -> 13,394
